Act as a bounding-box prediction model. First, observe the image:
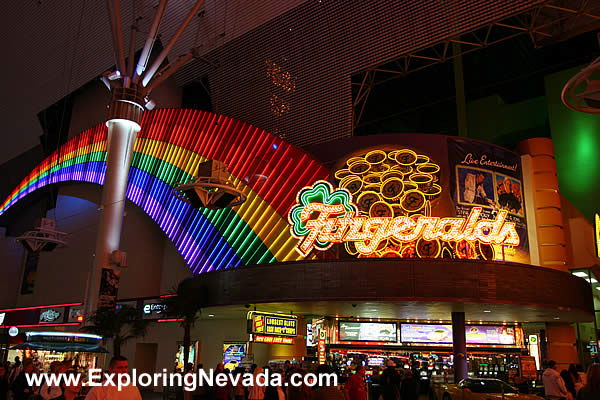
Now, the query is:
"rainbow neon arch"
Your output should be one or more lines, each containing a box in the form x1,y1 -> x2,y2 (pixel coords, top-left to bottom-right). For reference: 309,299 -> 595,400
0,109 -> 329,273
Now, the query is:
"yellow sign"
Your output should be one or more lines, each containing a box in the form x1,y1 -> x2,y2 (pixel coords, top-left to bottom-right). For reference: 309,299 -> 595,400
289,148 -> 520,259
596,213 -> 600,258
291,187 -> 519,256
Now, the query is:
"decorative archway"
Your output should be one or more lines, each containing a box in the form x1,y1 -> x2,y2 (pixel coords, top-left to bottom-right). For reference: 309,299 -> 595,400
0,109 -> 328,273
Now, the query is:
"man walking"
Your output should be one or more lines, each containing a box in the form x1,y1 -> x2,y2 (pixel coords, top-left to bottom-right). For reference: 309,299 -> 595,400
542,360 -> 569,400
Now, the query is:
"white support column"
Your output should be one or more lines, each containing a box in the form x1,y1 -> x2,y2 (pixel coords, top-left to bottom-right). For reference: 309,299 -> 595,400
85,118 -> 140,317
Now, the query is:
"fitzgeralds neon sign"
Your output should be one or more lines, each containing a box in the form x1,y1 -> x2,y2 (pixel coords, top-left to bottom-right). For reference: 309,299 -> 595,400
288,181 -> 520,257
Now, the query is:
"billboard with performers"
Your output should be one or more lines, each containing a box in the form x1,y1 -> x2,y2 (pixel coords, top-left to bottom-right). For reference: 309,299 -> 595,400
448,138 -> 530,264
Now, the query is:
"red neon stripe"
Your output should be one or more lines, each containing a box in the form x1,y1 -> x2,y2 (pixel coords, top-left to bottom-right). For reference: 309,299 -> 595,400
0,302 -> 83,313
137,109 -> 329,217
159,294 -> 177,298
0,322 -> 81,328
157,318 -> 184,322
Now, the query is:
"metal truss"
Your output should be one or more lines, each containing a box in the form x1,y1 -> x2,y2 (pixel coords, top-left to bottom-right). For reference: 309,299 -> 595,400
352,0 -> 600,130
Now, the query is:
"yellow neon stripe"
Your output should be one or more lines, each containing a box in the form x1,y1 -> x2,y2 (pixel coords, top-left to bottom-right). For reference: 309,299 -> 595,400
7,136 -> 308,263
135,138 -> 309,262
3,141 -> 108,208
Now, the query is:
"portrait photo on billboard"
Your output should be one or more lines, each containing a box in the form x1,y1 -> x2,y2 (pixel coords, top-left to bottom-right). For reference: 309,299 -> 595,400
495,174 -> 524,216
456,166 -> 495,208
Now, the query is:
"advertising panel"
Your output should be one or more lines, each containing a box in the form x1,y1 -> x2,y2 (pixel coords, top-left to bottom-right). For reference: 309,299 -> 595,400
306,324 -> 314,347
250,313 -> 297,337
400,324 -> 452,343
67,307 -> 84,323
98,267 -> 120,310
448,138 -> 530,263
520,355 -> 537,379
223,343 -> 246,370
253,335 -> 294,344
142,300 -> 168,320
595,213 -> 600,258
466,325 -> 516,345
338,321 -> 397,342
39,307 -> 65,324
318,330 -> 326,364
175,341 -> 197,372
401,324 -> 516,345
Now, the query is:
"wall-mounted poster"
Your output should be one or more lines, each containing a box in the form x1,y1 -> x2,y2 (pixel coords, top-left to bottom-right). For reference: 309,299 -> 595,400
448,138 -> 530,264
98,267 -> 120,310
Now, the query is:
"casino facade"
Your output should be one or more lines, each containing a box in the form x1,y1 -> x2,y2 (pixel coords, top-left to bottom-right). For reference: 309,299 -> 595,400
1,0 -> 600,391
0,108 -> 597,383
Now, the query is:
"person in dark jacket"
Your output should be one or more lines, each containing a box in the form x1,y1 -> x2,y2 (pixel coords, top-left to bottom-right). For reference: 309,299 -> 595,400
379,362 -> 401,400
560,369 -> 576,398
577,364 -> 600,400
399,370 -> 418,400
12,359 -> 35,400
263,367 -> 279,400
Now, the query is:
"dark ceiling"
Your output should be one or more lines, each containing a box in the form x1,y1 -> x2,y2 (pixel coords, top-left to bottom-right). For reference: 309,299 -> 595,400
354,30 -> 600,151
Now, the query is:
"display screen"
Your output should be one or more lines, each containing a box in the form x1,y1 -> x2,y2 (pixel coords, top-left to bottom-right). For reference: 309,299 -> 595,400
401,324 -> 453,343
466,325 -> 515,345
223,343 -> 246,370
338,321 -> 397,342
401,324 -> 516,345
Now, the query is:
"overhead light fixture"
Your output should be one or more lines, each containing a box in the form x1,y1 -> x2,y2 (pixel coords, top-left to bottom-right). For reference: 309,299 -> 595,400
573,272 -> 589,278
483,310 -> 491,313
208,314 -> 215,317
553,317 -> 560,320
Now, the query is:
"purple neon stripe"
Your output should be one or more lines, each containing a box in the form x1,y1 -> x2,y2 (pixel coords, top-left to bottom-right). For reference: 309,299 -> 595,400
126,168 -> 241,269
12,163 -> 241,272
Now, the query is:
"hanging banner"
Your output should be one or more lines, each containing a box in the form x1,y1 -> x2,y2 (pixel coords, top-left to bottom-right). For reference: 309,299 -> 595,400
98,267 -> 120,310
448,138 -> 530,264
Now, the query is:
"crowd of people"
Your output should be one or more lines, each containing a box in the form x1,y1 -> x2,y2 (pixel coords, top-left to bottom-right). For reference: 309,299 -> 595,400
542,360 -> 600,400
180,361 -> 334,400
0,355 -> 135,400
1,354 -> 600,400
179,360 -> 428,400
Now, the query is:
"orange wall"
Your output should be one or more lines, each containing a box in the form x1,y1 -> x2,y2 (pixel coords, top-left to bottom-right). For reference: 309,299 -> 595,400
546,323 -> 578,370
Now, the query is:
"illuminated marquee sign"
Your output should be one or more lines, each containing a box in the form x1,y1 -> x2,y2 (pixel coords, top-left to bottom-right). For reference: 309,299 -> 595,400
253,335 -> 294,345
249,312 -> 297,337
595,213 -> 600,258
288,181 -> 520,257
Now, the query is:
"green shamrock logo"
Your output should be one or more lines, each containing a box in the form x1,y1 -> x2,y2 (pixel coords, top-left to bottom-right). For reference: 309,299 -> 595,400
288,180 -> 357,255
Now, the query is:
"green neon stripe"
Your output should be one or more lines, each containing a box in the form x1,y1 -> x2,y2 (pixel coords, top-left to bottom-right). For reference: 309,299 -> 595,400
9,151 -> 107,204
131,152 -> 274,266
7,150 -> 275,266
